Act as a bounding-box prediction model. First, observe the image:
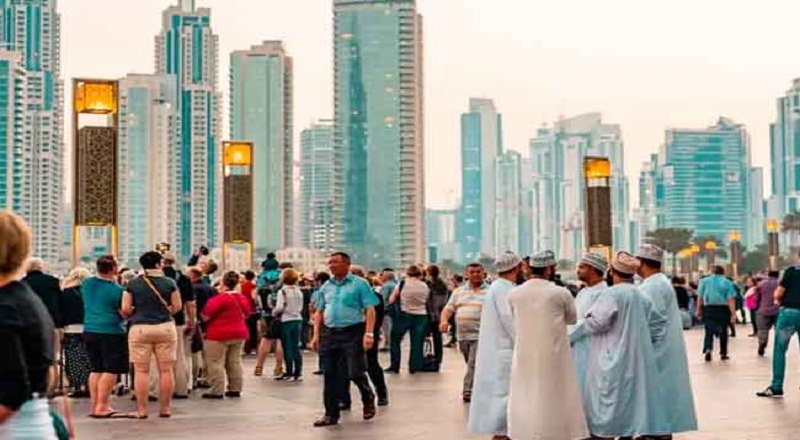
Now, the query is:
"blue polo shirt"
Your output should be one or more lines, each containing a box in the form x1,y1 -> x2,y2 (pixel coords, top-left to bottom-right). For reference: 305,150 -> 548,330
698,274 -> 736,306
316,274 -> 380,328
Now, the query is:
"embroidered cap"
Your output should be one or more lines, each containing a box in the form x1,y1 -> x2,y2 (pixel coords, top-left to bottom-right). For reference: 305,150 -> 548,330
495,251 -> 522,273
580,252 -> 609,273
637,244 -> 664,263
611,251 -> 641,275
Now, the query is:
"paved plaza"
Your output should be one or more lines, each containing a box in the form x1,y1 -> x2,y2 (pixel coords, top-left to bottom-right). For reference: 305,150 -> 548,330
72,328 -> 797,440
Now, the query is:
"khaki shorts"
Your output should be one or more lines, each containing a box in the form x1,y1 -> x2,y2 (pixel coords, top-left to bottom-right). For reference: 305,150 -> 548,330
129,322 -> 178,364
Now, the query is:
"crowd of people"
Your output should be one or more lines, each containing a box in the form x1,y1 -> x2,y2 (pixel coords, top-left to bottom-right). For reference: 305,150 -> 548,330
2,206 -> 800,439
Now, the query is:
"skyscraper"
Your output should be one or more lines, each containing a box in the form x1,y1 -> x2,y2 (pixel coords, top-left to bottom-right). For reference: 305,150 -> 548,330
748,167 -> 766,246
333,0 -> 424,269
495,150 -> 521,254
529,114 -> 631,260
425,208 -> 458,263
663,117 -> 750,244
458,98 -> 503,262
117,74 -> 179,267
230,41 -> 294,253
771,79 -> 800,220
299,120 -> 334,253
155,0 -> 220,258
0,0 -> 63,263
636,153 -> 665,241
0,51 -> 28,216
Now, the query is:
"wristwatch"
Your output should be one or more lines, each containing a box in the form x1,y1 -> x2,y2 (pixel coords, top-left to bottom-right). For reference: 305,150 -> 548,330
365,332 -> 375,338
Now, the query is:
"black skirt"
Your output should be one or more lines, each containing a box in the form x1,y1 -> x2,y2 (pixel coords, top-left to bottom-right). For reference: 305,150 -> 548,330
262,316 -> 283,340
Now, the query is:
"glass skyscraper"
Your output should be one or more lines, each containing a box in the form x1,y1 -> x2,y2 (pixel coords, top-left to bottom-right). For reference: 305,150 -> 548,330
663,117 -> 750,243
230,41 -> 293,254
0,51 -> 27,218
0,0 -> 63,263
495,150 -> 521,255
771,78 -> 800,219
458,98 -> 502,262
156,0 -> 220,259
117,74 -> 179,267
299,120 -> 334,253
333,0 -> 424,269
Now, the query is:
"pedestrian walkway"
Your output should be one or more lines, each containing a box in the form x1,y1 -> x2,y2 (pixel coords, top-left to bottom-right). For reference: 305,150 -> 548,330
72,328 -> 796,439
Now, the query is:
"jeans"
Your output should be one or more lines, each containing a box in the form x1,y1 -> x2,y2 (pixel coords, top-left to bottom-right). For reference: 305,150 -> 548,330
749,309 -> 758,335
389,312 -> 428,372
757,313 -> 778,348
281,320 -> 304,377
429,319 -> 444,364
702,306 -> 730,356
366,328 -> 387,400
771,308 -> 800,391
321,324 -> 374,419
458,340 -> 478,396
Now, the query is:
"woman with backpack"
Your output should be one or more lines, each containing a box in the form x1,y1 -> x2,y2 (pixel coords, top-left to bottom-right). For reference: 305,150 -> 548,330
254,256 -> 284,379
273,269 -> 304,381
386,265 -> 430,374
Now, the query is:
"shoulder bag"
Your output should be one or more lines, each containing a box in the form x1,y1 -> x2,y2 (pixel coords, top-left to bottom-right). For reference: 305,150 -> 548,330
141,276 -> 175,318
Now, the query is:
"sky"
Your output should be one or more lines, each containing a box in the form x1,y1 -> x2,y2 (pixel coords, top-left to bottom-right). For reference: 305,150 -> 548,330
64,0 -> 794,209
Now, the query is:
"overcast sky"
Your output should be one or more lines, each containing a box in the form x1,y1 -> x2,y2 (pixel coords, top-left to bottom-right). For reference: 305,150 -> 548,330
64,0 -> 793,209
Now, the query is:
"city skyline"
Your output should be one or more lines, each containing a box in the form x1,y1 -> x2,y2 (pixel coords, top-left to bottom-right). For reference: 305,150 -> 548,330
60,0 -> 786,211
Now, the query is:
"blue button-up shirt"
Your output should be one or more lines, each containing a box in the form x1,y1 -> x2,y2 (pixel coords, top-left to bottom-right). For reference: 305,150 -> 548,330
316,274 -> 380,328
698,274 -> 736,306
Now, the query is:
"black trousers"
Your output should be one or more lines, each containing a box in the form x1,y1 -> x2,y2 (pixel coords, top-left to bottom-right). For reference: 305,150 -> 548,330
703,306 -> 731,356
321,324 -> 374,418
429,319 -> 444,364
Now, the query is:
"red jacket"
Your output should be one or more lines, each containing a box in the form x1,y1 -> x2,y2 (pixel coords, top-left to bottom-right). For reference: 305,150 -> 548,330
202,292 -> 252,341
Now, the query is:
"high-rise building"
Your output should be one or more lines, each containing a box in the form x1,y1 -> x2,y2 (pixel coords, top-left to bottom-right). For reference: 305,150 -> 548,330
748,167 -> 766,246
155,0 -> 220,259
495,150 -> 521,255
230,41 -> 294,253
663,117 -> 750,244
299,120 -> 334,253
771,79 -> 800,222
637,153 -> 665,237
425,208 -> 458,263
333,0 -> 425,269
458,98 -> 502,262
0,51 -> 28,216
529,114 -> 631,260
518,158 -> 534,257
0,0 -> 63,263
117,74 -> 179,267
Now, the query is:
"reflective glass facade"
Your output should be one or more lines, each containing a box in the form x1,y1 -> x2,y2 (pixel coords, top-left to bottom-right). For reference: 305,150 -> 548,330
230,41 -> 293,253
333,0 -> 424,268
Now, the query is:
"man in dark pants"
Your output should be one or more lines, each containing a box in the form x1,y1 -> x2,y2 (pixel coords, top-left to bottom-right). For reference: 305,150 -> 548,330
426,265 -> 449,365
696,266 -> 737,362
311,252 -> 378,427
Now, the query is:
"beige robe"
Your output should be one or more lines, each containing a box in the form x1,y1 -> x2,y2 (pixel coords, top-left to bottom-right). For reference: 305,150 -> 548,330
507,279 -> 588,440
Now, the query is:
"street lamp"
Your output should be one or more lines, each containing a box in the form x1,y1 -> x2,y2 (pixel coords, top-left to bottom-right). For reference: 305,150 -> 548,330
584,157 -> 613,261
768,219 -> 780,271
704,240 -> 717,273
729,231 -> 742,279
222,141 -> 254,271
690,244 -> 700,274
72,78 -> 119,266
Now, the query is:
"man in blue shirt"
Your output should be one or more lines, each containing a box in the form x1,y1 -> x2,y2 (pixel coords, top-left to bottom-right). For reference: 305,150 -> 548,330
311,252 -> 379,427
696,265 -> 737,362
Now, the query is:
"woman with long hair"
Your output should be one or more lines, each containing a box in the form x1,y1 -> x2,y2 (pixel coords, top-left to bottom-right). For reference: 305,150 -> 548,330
60,267 -> 91,398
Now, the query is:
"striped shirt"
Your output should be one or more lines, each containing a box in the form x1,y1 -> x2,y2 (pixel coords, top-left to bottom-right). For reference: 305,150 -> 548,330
445,283 -> 488,341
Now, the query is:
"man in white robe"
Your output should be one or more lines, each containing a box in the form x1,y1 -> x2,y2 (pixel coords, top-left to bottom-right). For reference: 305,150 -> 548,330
506,251 -> 588,440
636,244 -> 698,439
469,252 -> 523,440
570,251 -> 667,439
569,252 -> 609,396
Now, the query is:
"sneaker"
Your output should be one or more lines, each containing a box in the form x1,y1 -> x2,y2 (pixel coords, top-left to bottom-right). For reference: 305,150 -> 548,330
274,374 -> 290,381
758,344 -> 766,357
202,393 -> 224,399
756,386 -> 784,398
313,416 -> 339,427
224,391 -> 241,398
294,376 -> 303,382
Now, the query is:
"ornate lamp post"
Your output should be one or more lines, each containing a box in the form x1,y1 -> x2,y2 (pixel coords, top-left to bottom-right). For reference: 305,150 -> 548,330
728,231 -> 742,279
584,157 -> 613,261
222,141 -> 254,271
72,79 -> 119,266
768,219 -> 780,271
704,240 -> 717,273
690,244 -> 701,274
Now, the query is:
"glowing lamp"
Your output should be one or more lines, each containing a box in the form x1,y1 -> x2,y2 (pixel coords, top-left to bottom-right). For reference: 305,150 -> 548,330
223,142 -> 253,166
584,157 -> 612,179
704,241 -> 717,251
74,80 -> 117,114
767,219 -> 780,232
728,231 -> 741,242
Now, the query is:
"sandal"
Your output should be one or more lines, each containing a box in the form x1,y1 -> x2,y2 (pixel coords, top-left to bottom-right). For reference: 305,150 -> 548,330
254,366 -> 263,377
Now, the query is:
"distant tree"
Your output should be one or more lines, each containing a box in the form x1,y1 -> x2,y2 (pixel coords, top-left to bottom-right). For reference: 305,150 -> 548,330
692,235 -> 728,259
782,211 -> 800,234
645,228 -> 694,275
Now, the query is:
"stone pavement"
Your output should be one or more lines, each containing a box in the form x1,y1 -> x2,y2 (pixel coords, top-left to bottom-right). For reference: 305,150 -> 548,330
70,327 -> 797,440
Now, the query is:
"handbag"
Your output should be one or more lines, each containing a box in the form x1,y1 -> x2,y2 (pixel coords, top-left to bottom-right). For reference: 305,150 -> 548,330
272,288 -> 289,319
